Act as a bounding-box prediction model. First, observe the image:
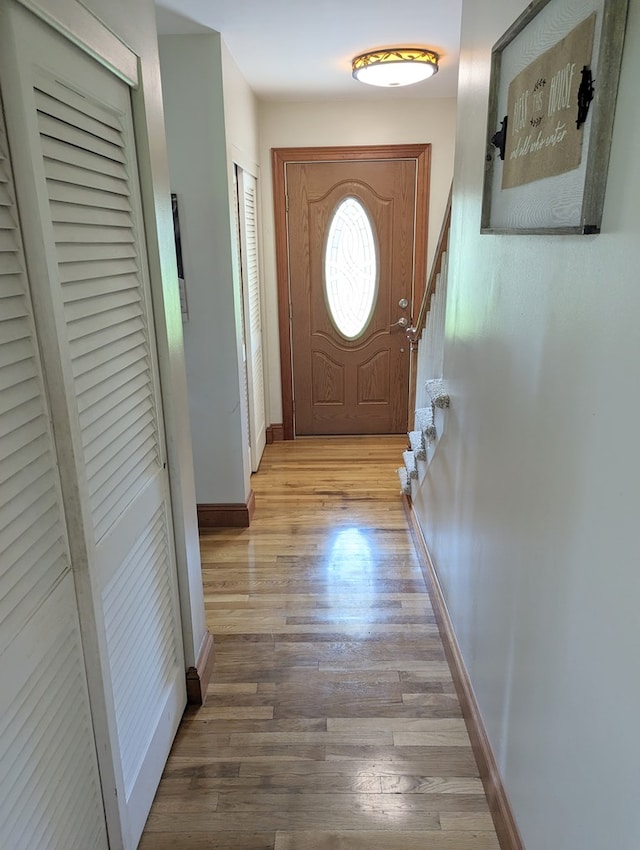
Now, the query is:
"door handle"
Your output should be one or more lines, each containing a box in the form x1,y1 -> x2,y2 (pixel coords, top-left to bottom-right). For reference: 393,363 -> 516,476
391,317 -> 409,329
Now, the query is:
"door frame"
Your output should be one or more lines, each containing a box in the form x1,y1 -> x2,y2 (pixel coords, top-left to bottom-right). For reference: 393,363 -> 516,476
272,144 -> 431,439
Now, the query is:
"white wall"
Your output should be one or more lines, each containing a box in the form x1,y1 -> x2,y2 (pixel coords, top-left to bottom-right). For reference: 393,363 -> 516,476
159,34 -> 253,505
412,1 -> 640,848
258,98 -> 457,425
78,0 -> 206,667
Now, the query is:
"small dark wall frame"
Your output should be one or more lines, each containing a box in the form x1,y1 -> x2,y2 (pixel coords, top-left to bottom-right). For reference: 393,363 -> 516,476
171,193 -> 189,320
481,0 -> 629,235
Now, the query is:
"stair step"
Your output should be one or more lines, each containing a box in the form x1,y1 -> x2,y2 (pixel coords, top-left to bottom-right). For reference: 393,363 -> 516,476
397,467 -> 412,495
415,406 -> 437,442
403,450 -> 418,479
425,378 -> 450,408
408,430 -> 426,460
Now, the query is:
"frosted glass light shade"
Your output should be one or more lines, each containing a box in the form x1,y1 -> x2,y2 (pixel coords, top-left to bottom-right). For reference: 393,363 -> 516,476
352,48 -> 439,87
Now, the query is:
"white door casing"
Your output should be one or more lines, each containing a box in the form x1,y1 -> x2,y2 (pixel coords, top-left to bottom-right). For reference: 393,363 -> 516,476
0,3 -> 186,848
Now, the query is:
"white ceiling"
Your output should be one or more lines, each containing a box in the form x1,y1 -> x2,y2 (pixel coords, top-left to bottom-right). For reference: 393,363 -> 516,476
155,0 -> 463,101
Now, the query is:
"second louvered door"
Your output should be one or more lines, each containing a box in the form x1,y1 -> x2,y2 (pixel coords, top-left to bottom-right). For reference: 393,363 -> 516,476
1,6 -> 186,849
237,168 -> 266,471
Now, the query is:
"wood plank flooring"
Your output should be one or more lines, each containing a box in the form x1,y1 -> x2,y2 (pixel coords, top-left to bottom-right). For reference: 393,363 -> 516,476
139,436 -> 499,850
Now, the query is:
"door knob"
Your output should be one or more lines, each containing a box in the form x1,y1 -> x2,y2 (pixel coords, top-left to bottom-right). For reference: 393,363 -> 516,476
391,317 -> 409,329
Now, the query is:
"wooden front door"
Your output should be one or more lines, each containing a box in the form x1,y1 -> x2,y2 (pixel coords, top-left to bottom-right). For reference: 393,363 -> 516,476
275,146 -> 430,437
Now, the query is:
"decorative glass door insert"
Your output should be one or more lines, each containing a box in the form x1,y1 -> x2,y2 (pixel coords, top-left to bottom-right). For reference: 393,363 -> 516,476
324,197 -> 378,340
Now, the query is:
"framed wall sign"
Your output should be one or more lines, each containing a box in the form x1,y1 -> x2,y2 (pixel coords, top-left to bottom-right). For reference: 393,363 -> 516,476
481,0 -> 629,234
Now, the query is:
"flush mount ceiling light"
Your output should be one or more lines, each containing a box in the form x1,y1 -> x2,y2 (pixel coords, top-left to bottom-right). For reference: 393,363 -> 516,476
352,47 -> 439,87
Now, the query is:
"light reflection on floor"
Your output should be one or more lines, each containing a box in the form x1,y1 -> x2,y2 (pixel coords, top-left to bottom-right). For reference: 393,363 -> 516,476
325,527 -> 375,617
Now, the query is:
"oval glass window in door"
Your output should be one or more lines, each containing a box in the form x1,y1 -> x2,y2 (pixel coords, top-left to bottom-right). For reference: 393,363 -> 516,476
324,197 -> 378,340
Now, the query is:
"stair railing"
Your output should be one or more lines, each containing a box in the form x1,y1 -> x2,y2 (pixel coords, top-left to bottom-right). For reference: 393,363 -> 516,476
406,184 -> 452,420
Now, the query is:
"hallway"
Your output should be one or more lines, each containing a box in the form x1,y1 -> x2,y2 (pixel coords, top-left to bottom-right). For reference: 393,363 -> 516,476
139,436 -> 500,849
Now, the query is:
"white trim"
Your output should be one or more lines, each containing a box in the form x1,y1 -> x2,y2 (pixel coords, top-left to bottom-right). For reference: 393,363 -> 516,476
13,0 -> 138,86
230,142 -> 260,179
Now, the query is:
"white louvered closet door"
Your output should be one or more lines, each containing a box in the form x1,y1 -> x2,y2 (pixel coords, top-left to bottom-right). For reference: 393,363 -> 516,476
237,168 -> 266,471
0,5 -> 186,849
0,92 -> 108,850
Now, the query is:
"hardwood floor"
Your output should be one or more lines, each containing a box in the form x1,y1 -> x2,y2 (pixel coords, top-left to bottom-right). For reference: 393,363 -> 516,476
139,436 -> 500,850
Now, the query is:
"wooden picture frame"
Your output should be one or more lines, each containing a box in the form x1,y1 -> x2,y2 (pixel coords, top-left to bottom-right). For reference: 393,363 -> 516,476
481,0 -> 628,235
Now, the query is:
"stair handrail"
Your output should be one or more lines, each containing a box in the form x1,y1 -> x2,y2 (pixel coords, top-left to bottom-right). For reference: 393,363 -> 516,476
407,183 -> 452,348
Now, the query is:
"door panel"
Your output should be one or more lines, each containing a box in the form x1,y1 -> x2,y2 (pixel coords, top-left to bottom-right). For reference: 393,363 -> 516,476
359,350 -> 390,403
0,578 -> 109,850
1,6 -> 185,848
237,168 -> 267,471
287,159 -> 417,435
0,86 -> 108,850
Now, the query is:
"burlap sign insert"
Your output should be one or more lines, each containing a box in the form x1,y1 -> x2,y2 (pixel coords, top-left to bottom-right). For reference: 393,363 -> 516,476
502,13 -> 596,189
